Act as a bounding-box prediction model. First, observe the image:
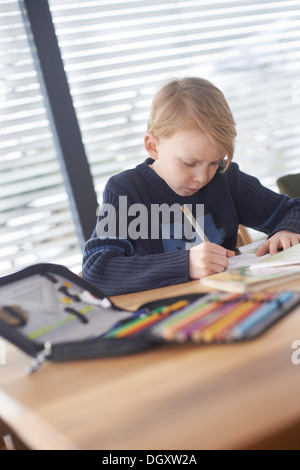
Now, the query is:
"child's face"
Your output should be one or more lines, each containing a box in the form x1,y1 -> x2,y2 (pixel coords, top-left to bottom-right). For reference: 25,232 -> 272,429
145,129 -> 225,197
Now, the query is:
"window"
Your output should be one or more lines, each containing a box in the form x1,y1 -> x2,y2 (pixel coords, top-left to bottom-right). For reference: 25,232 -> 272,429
0,0 -> 82,275
1,0 -> 300,276
48,0 -> 300,193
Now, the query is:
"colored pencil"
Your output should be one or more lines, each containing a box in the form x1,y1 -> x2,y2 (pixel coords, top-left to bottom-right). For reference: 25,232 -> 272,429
181,205 -> 210,242
105,300 -> 188,338
159,300 -> 227,340
151,295 -> 215,334
174,300 -> 239,342
190,292 -> 274,343
163,293 -> 241,340
201,300 -> 262,343
228,291 -> 294,340
216,292 -> 274,341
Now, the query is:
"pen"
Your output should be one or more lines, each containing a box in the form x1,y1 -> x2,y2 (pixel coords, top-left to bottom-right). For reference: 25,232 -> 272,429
181,205 -> 210,243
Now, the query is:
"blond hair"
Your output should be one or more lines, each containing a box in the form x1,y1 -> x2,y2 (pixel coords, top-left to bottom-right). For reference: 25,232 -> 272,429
147,77 -> 237,169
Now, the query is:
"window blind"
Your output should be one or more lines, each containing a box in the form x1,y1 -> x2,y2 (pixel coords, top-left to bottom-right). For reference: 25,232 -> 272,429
0,0 -> 82,276
1,0 -> 300,277
48,0 -> 300,196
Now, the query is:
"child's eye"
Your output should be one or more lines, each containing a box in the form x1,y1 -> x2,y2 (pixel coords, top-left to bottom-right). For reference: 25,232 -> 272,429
211,158 -> 225,166
182,161 -> 195,167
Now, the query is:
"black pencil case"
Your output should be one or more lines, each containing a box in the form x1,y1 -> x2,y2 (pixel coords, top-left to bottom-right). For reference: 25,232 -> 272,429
0,263 -> 201,373
1,263 -> 299,374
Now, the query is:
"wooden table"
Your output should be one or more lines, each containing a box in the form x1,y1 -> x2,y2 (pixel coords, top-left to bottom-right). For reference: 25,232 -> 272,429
1,278 -> 300,450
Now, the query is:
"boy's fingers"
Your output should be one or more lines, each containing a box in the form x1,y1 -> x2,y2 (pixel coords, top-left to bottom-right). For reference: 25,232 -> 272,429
203,258 -> 229,275
256,241 -> 269,256
226,249 -> 236,258
209,256 -> 229,270
269,238 -> 283,255
206,243 -> 235,257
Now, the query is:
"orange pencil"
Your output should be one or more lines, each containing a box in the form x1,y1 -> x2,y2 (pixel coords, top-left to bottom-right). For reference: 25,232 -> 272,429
210,301 -> 261,342
214,292 -> 272,342
113,300 -> 188,337
174,300 -> 240,342
115,312 -> 166,337
161,299 -> 230,340
200,299 -> 265,343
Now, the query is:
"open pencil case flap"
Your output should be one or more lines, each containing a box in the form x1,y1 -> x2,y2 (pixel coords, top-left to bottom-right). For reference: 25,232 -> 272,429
0,263 -> 202,371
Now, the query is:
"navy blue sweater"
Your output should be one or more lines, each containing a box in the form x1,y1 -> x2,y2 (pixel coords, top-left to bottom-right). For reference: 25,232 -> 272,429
82,159 -> 300,295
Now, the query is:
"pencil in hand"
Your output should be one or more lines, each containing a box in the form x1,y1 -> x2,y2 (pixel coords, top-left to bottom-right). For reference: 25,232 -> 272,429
181,205 -> 209,243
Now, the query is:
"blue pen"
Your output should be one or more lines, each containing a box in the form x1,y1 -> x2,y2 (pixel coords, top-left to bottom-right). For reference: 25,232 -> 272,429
229,291 -> 294,340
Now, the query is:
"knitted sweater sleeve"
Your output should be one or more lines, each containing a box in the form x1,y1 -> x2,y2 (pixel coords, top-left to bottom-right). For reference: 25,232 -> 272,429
231,165 -> 300,236
82,188 -> 190,296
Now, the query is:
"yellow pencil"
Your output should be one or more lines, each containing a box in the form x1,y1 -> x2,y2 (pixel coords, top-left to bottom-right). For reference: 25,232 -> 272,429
115,312 -> 164,337
112,300 -> 188,337
200,300 -> 259,343
181,205 -> 210,243
214,293 -> 266,341
162,300 -> 224,340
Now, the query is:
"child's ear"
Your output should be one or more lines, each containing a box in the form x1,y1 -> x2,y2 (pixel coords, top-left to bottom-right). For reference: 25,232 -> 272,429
144,133 -> 159,159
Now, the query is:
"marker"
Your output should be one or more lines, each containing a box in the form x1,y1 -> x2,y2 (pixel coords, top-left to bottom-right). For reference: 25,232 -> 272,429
77,291 -> 112,308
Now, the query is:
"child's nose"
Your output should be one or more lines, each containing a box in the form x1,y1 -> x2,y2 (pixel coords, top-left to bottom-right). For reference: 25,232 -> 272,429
194,169 -> 210,185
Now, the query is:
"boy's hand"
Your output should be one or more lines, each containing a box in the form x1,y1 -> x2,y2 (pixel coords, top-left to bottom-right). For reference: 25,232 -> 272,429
189,242 -> 235,279
256,230 -> 300,257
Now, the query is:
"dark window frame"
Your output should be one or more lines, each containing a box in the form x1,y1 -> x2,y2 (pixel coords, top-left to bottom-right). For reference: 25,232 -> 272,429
19,0 -> 98,247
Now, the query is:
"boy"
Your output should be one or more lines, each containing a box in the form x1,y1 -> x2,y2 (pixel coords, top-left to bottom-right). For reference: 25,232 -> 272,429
82,78 -> 300,295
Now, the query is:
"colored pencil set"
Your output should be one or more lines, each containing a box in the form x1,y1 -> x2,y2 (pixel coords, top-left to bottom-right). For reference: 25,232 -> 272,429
102,290 -> 300,344
151,290 -> 300,343
101,300 -> 189,339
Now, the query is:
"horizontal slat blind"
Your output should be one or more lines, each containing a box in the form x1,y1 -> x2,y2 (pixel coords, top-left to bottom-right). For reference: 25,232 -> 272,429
48,0 -> 300,195
0,0 -> 82,276
1,0 -> 300,279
